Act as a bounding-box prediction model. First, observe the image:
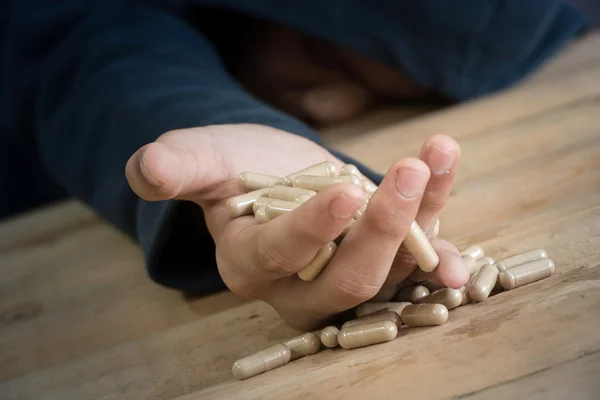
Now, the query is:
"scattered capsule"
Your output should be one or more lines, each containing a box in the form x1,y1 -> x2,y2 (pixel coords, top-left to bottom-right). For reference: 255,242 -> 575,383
468,264 -> 499,302
283,332 -> 321,360
284,161 -> 340,184
232,344 -> 291,380
297,242 -> 337,281
269,185 -> 317,202
338,320 -> 398,350
498,258 -> 555,290
460,245 -> 485,260
238,172 -> 287,191
401,304 -> 449,327
226,188 -> 270,217
320,326 -> 340,348
264,199 -> 300,219
403,221 -> 440,272
393,285 -> 430,303
419,288 -> 463,310
342,310 -> 402,330
356,302 -> 412,318
495,249 -> 548,271
292,175 -> 361,192
473,256 -> 496,274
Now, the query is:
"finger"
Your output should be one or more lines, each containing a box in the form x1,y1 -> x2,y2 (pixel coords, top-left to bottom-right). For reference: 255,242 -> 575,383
407,238 -> 470,288
296,158 -> 431,313
415,134 -> 461,230
251,183 -> 365,280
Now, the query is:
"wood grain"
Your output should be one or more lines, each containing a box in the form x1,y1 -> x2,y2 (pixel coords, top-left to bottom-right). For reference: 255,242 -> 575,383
1,30 -> 599,400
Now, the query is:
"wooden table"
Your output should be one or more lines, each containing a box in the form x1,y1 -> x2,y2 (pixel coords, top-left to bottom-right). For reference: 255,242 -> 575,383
1,33 -> 600,400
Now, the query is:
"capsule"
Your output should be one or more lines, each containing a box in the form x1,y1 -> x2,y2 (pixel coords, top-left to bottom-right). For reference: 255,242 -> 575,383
468,264 -> 499,302
297,242 -> 337,281
462,255 -> 477,274
495,249 -> 548,271
340,164 -> 362,177
252,197 -> 273,213
338,320 -> 398,350
458,286 -> 470,305
393,285 -> 430,303
254,205 -> 270,223
420,280 -> 446,293
264,199 -> 300,219
460,245 -> 485,260
418,288 -> 463,310
292,175 -> 361,192
284,161 -> 340,184
320,326 -> 339,348
498,258 -> 555,290
294,193 -> 313,204
269,185 -> 317,202
356,302 -> 412,318
431,218 -> 440,238
231,344 -> 291,380
238,172 -> 287,191
354,203 -> 367,219
226,188 -> 270,217
283,332 -> 321,360
361,178 -> 378,194
401,304 -> 449,327
402,221 -> 440,272
473,256 -> 496,274
342,310 -> 402,330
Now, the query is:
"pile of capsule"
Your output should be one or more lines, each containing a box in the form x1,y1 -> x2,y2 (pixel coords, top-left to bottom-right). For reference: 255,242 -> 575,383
231,245 -> 556,380
225,161 -> 440,281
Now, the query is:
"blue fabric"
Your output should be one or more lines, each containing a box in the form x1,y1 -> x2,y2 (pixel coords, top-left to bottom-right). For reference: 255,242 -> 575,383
0,0 -> 588,293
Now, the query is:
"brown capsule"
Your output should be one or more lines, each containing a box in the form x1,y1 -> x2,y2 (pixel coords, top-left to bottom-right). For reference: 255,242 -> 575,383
283,332 -> 321,360
238,172 -> 287,191
401,304 -> 449,327
393,285 -> 430,303
269,185 -> 317,202
297,242 -> 337,281
460,245 -> 485,260
403,221 -> 440,272
498,258 -> 555,290
418,288 -> 463,310
284,161 -> 340,184
495,249 -> 548,271
226,188 -> 270,218
356,302 -> 412,318
320,326 -> 340,348
231,344 -> 291,380
342,310 -> 402,330
468,264 -> 499,302
292,175 -> 361,192
264,199 -> 300,219
338,320 -> 398,350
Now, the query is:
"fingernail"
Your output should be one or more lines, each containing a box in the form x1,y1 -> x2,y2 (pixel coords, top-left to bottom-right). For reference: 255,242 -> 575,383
395,168 -> 427,199
140,149 -> 165,189
426,146 -> 455,175
329,193 -> 362,218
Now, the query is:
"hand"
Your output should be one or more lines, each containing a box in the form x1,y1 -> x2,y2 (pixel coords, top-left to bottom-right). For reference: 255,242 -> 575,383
235,22 -> 431,125
125,124 -> 468,330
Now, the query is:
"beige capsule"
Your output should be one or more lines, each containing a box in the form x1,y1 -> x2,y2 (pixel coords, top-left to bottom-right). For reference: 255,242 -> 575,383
463,255 -> 477,274
231,344 -> 291,380
401,303 -> 449,327
495,249 -> 548,271
238,172 -> 287,191
264,199 -> 300,219
294,193 -> 313,204
393,285 -> 430,303
474,256 -> 496,274
297,242 -> 337,281
320,326 -> 340,348
418,288 -> 463,310
361,178 -> 378,194
254,205 -> 270,223
338,320 -> 398,350
226,188 -> 270,218
468,264 -> 499,302
403,221 -> 440,272
340,164 -> 362,177
283,332 -> 321,360
269,185 -> 317,202
356,302 -> 412,318
292,175 -> 361,192
498,258 -> 555,290
284,161 -> 340,184
458,286 -> 470,305
252,197 -> 274,214
460,245 -> 485,260
342,310 -> 402,330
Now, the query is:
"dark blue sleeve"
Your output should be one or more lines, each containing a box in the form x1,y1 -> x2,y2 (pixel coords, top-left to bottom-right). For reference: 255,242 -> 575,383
0,1 -> 381,293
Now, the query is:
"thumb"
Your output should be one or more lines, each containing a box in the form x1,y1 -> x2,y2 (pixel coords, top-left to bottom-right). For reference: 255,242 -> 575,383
125,134 -> 213,201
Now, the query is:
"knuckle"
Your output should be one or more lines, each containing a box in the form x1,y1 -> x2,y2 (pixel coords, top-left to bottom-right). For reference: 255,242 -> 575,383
366,207 -> 409,238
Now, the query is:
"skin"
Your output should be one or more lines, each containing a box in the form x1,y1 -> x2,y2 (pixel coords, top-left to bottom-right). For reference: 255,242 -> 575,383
125,22 -> 469,331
